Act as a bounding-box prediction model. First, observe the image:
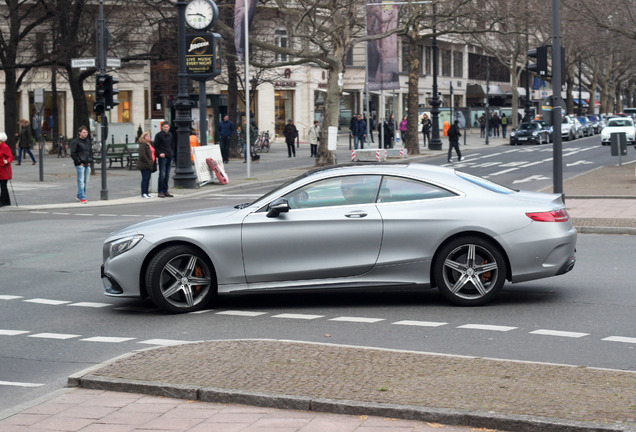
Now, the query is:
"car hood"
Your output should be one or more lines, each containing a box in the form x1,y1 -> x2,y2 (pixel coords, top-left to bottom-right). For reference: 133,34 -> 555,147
108,205 -> 244,239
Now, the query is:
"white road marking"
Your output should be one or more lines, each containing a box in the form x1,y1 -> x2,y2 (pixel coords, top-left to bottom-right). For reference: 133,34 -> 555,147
216,310 -> 268,317
24,298 -> 72,306
272,313 -> 324,320
28,333 -> 80,340
0,329 -> 30,336
69,302 -> 112,308
458,324 -> 517,332
329,316 -> 385,323
513,175 -> 550,184
139,339 -> 197,346
0,380 -> 44,388
485,168 -> 519,177
97,214 -> 118,217
530,329 -> 589,338
602,336 -> 636,344
52,212 -> 70,215
81,336 -> 136,343
0,295 -> 23,300
75,213 -> 95,216
393,320 -> 447,327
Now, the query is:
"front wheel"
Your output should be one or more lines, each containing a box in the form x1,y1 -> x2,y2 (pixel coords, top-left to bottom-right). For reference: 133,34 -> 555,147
433,236 -> 507,306
263,139 -> 270,152
145,245 -> 216,313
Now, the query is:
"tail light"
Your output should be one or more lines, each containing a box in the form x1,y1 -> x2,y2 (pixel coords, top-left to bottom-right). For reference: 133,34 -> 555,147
526,208 -> 569,222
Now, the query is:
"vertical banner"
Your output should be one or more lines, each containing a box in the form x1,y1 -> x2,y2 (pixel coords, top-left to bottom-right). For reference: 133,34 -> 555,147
234,0 -> 258,61
367,2 -> 400,91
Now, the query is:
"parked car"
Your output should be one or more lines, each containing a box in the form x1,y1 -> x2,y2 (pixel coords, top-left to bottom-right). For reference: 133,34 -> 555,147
510,122 -> 551,145
532,120 -> 554,142
562,116 -> 583,140
600,117 -> 636,146
586,115 -> 601,134
101,164 -> 577,312
577,116 -> 594,136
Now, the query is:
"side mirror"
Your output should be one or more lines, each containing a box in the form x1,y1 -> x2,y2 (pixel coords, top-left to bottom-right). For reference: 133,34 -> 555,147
266,198 -> 290,218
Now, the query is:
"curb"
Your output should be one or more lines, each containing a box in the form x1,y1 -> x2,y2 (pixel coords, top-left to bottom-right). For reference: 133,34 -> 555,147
72,374 -> 633,432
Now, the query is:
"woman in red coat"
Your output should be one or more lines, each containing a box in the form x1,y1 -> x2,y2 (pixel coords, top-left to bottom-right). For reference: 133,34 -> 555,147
0,132 -> 13,207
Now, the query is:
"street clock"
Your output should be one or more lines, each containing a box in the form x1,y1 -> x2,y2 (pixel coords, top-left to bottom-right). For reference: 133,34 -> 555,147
185,0 -> 218,31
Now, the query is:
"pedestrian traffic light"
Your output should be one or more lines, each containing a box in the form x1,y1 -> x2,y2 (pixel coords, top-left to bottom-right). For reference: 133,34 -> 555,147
527,45 -> 549,77
104,74 -> 119,110
94,74 -> 107,114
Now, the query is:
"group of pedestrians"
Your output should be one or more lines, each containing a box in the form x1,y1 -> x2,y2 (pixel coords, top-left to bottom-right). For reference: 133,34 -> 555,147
1,118 -> 40,207
478,112 -> 508,139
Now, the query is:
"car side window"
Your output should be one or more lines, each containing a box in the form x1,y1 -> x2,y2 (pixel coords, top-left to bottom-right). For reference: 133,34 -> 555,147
377,176 -> 456,203
283,175 -> 381,209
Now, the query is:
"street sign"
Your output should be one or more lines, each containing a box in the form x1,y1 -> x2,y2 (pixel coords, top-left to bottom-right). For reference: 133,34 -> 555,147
34,88 -> 45,114
72,57 -> 120,68
72,58 -> 96,68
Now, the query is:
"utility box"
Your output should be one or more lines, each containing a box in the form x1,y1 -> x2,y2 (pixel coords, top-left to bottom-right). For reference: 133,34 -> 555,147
610,132 -> 627,156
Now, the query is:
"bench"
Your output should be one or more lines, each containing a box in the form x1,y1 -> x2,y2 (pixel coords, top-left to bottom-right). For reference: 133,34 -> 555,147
93,143 -> 139,169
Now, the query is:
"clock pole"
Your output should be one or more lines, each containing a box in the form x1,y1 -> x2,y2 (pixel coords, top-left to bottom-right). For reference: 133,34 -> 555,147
173,0 -> 197,189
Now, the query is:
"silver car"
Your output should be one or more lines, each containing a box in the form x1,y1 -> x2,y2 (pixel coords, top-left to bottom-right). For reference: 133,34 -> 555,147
101,164 -> 577,313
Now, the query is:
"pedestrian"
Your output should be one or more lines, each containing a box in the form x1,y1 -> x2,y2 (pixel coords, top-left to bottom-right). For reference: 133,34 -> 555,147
447,120 -> 462,163
399,116 -> 407,145
243,118 -> 258,163
154,121 -> 174,198
380,118 -> 394,149
308,120 -> 320,157
70,125 -> 92,204
479,113 -> 486,138
283,119 -> 298,157
493,112 -> 501,137
15,118 -> 36,166
0,132 -> 13,207
189,129 -> 199,161
369,115 -> 376,143
500,113 -> 508,138
421,114 -> 431,146
352,114 -> 367,150
137,131 -> 156,199
218,115 -> 233,164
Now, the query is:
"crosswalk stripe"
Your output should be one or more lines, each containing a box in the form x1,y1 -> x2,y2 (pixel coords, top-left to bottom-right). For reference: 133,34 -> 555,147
393,320 -> 447,327
69,302 -> 112,308
139,339 -> 197,346
28,333 -> 80,340
0,380 -> 44,387
601,336 -> 636,344
24,298 -> 71,306
216,310 -> 268,317
329,316 -> 384,323
0,295 -> 23,300
0,329 -> 30,336
81,337 -> 136,343
458,324 -> 517,332
272,313 -> 324,320
530,329 -> 589,338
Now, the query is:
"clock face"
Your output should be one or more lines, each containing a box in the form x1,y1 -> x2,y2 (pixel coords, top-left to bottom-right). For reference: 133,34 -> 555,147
186,0 -> 215,30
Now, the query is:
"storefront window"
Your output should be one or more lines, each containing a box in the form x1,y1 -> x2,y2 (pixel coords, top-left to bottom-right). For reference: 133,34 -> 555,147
117,91 -> 132,123
274,90 -> 294,136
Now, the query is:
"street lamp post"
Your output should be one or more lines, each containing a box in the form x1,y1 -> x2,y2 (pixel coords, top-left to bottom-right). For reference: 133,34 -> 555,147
428,3 -> 442,150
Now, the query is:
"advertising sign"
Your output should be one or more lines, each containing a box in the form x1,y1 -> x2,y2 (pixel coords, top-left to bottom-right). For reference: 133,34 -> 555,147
186,33 -> 222,82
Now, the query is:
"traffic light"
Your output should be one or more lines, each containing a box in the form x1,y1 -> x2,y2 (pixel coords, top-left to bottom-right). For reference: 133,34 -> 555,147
94,74 -> 107,114
527,45 -> 549,77
104,74 -> 119,110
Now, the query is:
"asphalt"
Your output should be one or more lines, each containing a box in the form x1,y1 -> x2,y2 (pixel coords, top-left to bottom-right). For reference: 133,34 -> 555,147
1,131 -> 635,432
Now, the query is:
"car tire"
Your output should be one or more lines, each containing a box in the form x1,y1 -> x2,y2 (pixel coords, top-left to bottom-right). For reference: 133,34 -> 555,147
433,236 -> 507,306
145,245 -> 216,313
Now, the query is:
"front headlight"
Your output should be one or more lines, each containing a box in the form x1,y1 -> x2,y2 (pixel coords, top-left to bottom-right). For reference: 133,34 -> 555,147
109,234 -> 144,259
510,131 -> 516,137
532,131 -> 539,136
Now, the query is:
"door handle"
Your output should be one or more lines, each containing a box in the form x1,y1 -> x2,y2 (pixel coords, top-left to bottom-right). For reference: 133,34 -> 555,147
345,211 -> 367,218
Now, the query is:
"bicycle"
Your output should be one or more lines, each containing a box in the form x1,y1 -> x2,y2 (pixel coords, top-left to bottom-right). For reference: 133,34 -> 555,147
57,135 -> 68,158
254,130 -> 270,153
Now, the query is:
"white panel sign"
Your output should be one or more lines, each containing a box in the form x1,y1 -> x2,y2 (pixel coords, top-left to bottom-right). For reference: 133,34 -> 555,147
328,126 -> 338,151
193,145 -> 224,184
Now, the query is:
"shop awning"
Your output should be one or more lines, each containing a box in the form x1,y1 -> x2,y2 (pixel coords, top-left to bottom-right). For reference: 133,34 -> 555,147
467,84 -> 504,97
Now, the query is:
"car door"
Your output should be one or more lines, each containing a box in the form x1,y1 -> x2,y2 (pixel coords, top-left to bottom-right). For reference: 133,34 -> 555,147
241,175 -> 383,283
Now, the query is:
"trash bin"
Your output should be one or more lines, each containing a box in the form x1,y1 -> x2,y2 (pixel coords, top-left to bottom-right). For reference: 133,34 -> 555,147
442,121 -> 450,137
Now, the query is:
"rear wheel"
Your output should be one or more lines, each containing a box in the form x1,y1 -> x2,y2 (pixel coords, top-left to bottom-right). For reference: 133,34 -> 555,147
145,245 -> 216,313
433,236 -> 507,306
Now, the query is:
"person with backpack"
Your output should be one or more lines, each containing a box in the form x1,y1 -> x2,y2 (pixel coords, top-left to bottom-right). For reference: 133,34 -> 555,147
500,113 -> 508,138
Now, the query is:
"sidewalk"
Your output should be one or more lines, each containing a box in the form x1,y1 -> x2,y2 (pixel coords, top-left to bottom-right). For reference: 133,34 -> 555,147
1,132 -> 635,432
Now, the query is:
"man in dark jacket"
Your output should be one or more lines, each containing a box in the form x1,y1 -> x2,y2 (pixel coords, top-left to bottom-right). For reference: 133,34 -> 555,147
352,114 -> 367,149
154,122 -> 174,198
70,125 -> 92,203
447,120 -> 462,163
218,115 -> 234,164
283,119 -> 298,157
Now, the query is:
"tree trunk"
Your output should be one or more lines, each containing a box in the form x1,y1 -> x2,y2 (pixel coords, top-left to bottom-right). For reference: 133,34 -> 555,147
406,36 -> 421,155
3,68 -> 19,156
315,65 -> 340,166
67,67 -> 90,135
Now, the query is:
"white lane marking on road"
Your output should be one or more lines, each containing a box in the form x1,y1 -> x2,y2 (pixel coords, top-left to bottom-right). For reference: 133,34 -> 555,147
52,212 -> 70,215
485,168 -> 519,177
24,298 -> 72,306
97,214 -> 118,217
458,324 -> 517,332
121,214 -> 143,217
0,329 -> 30,336
0,295 -> 23,300
602,336 -> 636,344
81,336 -> 136,343
530,329 -> 589,338
28,333 -> 81,340
139,339 -> 199,346
393,320 -> 448,327
272,313 -> 324,320
0,380 -> 44,388
216,310 -> 268,317
68,302 -> 112,308
512,175 -> 550,184
329,316 -> 385,323
208,194 -> 262,197
75,213 -> 95,216
29,211 -> 50,214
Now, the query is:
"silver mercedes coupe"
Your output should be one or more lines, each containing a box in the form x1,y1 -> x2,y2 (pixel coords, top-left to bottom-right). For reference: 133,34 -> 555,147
101,163 -> 577,313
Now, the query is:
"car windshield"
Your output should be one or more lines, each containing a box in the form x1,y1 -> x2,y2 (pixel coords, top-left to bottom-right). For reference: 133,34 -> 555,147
607,119 -> 633,127
517,123 -> 538,131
